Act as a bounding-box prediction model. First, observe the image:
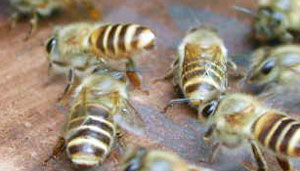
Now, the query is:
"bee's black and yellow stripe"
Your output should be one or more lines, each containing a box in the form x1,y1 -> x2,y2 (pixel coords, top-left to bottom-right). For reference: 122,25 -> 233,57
181,47 -> 227,107
252,113 -> 300,157
65,104 -> 116,168
89,23 -> 155,59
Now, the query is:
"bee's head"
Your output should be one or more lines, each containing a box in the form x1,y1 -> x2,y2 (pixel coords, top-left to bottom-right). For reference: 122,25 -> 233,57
122,147 -> 147,171
255,7 -> 291,42
246,56 -> 278,86
198,100 -> 220,121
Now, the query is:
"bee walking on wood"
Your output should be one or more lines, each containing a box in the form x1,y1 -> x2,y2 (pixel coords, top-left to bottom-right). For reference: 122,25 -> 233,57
159,26 -> 234,115
122,147 -> 213,171
46,22 -> 156,90
44,69 -> 144,169
199,93 -> 300,171
9,0 -> 100,37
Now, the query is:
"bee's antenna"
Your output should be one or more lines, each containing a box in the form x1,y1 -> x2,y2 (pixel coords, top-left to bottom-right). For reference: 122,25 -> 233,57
232,6 -> 256,17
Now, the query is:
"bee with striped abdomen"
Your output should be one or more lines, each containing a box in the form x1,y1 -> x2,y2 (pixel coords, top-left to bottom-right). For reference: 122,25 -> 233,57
254,0 -> 300,43
45,69 -> 144,169
122,147 -> 213,171
244,44 -> 300,94
46,22 -> 156,90
161,26 -> 234,116
200,93 -> 300,171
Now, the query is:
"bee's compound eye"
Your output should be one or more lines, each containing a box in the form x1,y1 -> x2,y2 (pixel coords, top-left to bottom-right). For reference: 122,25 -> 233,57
261,60 -> 275,75
46,38 -> 57,53
201,101 -> 218,118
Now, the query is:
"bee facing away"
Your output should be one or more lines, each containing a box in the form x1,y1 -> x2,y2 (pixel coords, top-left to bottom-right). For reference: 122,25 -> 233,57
122,147 -> 213,171
254,0 -> 300,43
161,26 -> 233,115
199,93 -> 300,171
46,22 -> 156,89
244,44 -> 300,94
45,70 -> 144,169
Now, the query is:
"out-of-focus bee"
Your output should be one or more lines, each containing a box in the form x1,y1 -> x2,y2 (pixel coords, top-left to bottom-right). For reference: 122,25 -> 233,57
46,22 -> 156,89
199,93 -> 300,171
254,0 -> 300,43
9,0 -> 100,36
45,69 -> 144,169
122,147 -> 212,171
161,26 -> 234,114
244,44 -> 300,94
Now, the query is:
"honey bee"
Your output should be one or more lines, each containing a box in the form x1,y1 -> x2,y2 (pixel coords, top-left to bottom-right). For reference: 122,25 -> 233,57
199,93 -> 300,171
45,69 -> 144,169
161,26 -> 234,114
254,0 -> 300,43
9,0 -> 100,36
244,44 -> 300,94
122,147 -> 212,171
46,22 -> 156,89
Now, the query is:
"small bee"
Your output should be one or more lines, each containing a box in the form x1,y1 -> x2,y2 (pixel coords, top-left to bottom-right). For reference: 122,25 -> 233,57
254,0 -> 300,43
45,69 -> 144,169
199,93 -> 300,171
162,26 -> 234,114
244,44 -> 300,94
9,0 -> 100,36
46,22 -> 156,89
122,147 -> 212,171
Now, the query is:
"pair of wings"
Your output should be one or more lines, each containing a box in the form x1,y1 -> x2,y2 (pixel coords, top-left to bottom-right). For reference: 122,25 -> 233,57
76,89 -> 146,136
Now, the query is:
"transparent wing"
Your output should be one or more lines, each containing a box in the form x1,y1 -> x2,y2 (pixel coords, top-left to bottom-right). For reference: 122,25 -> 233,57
113,99 -> 145,136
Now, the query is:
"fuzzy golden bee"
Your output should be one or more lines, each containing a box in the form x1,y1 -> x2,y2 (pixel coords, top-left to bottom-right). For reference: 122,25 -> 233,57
254,0 -> 300,43
122,147 -> 212,171
199,93 -> 300,171
244,44 -> 300,94
46,69 -> 144,169
46,22 -> 156,88
163,26 -> 233,114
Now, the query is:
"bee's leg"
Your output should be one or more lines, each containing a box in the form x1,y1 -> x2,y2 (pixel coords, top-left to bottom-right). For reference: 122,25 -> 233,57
126,59 -> 149,95
276,157 -> 291,171
203,125 -> 215,142
201,125 -> 219,163
10,12 -> 20,30
58,68 -> 76,106
116,131 -> 126,151
250,141 -> 268,171
43,136 -> 66,165
208,142 -> 221,163
25,12 -> 38,40
153,58 -> 178,83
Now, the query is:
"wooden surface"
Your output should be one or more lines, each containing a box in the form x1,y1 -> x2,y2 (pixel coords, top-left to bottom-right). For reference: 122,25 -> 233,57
1,0 -> 298,171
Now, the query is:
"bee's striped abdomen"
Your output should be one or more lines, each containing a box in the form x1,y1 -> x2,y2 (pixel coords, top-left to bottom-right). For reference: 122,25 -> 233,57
90,23 -> 155,59
65,104 -> 116,168
181,52 -> 227,107
252,113 -> 300,157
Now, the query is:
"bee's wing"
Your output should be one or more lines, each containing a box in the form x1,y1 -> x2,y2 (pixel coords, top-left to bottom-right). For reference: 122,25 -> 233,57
113,99 -> 145,135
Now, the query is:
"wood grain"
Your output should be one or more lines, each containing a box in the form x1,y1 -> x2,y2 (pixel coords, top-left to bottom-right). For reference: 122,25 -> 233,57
1,0 -> 298,171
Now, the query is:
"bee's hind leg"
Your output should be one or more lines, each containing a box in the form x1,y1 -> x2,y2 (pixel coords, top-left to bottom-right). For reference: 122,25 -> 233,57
43,136 -> 66,166
276,157 -> 291,171
250,141 -> 268,171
